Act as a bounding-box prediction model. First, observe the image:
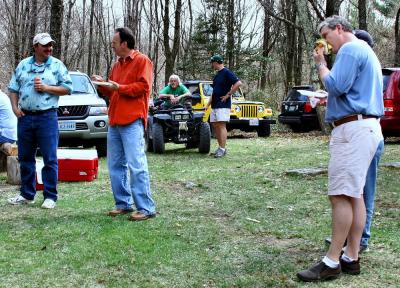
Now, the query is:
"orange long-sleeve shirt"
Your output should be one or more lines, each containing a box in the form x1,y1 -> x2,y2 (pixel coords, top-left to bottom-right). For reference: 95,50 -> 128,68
99,50 -> 153,127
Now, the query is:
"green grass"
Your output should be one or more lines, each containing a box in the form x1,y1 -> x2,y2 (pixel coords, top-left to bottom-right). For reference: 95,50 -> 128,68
0,132 -> 399,287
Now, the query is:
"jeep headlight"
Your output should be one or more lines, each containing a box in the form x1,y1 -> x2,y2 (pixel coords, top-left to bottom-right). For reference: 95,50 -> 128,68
235,106 -> 241,113
89,106 -> 108,115
258,105 -> 264,113
174,114 -> 182,120
182,114 -> 190,120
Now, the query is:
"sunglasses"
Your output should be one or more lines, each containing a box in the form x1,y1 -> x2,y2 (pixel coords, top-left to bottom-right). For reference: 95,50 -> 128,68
28,64 -> 46,74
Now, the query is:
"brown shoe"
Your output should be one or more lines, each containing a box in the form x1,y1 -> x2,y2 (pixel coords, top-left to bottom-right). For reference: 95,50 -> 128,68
107,208 -> 134,217
340,258 -> 360,275
128,211 -> 156,221
297,261 -> 341,282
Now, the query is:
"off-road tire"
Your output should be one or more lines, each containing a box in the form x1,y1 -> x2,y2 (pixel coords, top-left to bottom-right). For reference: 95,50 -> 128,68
152,122 -> 165,154
145,130 -> 153,152
198,122 -> 211,154
257,122 -> 271,137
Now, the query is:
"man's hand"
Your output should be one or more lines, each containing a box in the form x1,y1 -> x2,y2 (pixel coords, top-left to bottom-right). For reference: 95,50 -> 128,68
313,46 -> 326,66
12,105 -> 24,118
108,80 -> 120,91
91,75 -> 104,82
171,96 -> 178,104
34,77 -> 47,93
220,94 -> 231,102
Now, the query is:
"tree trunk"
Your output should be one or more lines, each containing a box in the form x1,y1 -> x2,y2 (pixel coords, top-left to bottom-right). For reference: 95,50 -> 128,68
162,0 -> 182,84
226,0 -> 235,69
358,0 -> 367,30
395,7 -> 400,66
63,0 -> 76,66
50,0 -> 64,59
87,0 -> 95,75
260,0 -> 272,90
325,0 -> 344,17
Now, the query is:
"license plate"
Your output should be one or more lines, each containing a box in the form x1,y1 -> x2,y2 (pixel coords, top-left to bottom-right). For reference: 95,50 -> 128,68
288,106 -> 297,111
58,121 -> 76,131
249,119 -> 259,126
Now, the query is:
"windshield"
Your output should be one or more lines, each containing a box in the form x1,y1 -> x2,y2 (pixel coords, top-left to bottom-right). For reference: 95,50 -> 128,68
70,74 -> 96,94
286,89 -> 308,101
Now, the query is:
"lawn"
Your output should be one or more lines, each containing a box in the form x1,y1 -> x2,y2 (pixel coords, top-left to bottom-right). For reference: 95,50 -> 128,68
0,132 -> 399,288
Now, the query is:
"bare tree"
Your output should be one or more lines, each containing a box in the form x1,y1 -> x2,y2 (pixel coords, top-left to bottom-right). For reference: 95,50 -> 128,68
87,0 -> 95,75
358,0 -> 367,30
395,7 -> 400,66
162,0 -> 182,84
50,0 -> 64,59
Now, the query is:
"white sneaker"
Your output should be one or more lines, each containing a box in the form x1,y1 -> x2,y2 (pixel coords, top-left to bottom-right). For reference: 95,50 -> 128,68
8,195 -> 35,205
41,199 -> 56,209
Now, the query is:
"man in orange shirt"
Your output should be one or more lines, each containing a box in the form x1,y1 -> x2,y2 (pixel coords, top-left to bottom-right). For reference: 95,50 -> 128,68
92,27 -> 156,221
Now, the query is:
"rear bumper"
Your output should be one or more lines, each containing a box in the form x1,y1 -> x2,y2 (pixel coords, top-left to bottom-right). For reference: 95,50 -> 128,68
380,116 -> 400,136
278,114 -> 318,124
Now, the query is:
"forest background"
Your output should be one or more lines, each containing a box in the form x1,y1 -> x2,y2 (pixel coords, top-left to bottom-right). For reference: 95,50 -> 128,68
0,0 -> 399,110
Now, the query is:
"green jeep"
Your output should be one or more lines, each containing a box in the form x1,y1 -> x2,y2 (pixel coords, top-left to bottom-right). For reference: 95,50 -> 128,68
183,80 -> 276,137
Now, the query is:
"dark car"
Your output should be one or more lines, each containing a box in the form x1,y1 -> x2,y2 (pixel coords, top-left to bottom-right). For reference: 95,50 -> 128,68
278,85 -> 321,132
381,68 -> 400,138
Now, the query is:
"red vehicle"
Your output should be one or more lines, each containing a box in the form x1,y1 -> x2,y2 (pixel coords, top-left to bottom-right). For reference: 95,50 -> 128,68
381,68 -> 400,138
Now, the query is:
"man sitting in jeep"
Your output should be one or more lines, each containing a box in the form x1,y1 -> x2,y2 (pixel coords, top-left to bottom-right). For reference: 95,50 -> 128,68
157,74 -> 191,109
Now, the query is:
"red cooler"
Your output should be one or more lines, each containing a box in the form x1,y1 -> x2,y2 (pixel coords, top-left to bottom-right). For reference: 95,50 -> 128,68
57,149 -> 98,182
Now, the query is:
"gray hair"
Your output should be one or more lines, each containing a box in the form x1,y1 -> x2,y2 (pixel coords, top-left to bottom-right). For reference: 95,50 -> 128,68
318,15 -> 353,33
169,74 -> 181,84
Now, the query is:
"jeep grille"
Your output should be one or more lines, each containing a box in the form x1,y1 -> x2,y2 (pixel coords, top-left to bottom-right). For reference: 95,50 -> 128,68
239,105 -> 258,118
57,105 -> 89,119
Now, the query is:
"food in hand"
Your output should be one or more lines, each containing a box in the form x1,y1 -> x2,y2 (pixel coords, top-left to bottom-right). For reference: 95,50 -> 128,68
315,39 -> 332,55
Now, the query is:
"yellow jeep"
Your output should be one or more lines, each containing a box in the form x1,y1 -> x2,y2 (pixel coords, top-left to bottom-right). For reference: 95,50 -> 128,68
184,80 -> 276,137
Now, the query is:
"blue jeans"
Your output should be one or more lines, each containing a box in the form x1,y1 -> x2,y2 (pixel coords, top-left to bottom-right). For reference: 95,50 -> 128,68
361,140 -> 384,247
18,111 -> 59,201
107,119 -> 156,215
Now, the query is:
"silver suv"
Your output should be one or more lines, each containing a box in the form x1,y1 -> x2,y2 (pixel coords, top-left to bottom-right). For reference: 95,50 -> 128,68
57,71 -> 108,156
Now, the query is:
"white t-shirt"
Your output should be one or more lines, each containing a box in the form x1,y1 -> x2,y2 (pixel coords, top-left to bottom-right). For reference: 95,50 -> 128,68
0,90 -> 17,141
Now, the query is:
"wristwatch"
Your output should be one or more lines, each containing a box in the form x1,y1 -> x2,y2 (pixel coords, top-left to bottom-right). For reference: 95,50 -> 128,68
317,62 -> 326,70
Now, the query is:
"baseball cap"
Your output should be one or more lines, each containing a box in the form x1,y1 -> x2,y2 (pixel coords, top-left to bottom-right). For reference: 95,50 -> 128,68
353,29 -> 374,48
33,33 -> 55,45
210,54 -> 224,63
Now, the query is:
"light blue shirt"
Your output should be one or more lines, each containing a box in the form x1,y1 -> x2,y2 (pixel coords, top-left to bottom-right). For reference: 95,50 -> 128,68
0,90 -> 17,141
8,56 -> 72,111
324,40 -> 383,123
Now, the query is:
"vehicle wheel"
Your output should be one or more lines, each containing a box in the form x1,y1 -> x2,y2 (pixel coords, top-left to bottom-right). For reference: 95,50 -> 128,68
289,124 -> 302,133
185,141 -> 198,149
198,122 -> 211,154
95,139 -> 107,157
152,122 -> 165,154
145,130 -> 154,152
257,122 -> 271,137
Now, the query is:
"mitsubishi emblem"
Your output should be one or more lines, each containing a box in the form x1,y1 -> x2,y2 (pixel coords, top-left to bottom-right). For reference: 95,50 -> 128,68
62,108 -> 70,115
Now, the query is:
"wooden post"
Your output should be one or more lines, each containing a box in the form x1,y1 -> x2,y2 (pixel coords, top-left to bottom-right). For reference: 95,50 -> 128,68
7,156 -> 21,185
0,144 -> 18,172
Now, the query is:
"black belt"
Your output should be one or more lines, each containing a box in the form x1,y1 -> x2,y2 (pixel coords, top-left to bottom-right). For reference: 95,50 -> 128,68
21,108 -> 57,115
333,114 -> 378,127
